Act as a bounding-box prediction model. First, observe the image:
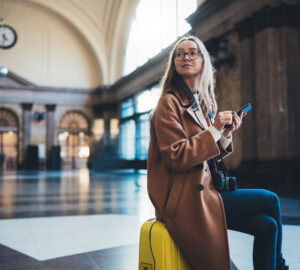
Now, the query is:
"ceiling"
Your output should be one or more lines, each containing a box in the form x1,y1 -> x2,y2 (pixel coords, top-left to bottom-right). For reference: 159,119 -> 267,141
0,0 -> 139,86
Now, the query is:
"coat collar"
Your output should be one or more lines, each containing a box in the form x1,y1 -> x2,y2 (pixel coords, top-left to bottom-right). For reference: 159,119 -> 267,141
167,87 -> 209,130
187,107 -> 210,129
167,86 -> 190,107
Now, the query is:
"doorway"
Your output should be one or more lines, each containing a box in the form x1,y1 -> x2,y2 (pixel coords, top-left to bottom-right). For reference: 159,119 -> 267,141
0,109 -> 19,170
58,111 -> 90,169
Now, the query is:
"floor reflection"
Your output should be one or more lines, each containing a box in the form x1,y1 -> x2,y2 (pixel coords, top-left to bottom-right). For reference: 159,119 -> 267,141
0,169 -> 154,220
0,169 -> 299,270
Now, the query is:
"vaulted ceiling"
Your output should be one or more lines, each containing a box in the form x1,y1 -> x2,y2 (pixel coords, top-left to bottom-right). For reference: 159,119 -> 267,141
0,0 -> 139,87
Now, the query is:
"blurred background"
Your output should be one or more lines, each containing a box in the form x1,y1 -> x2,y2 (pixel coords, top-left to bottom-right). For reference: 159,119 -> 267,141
0,0 -> 299,269
0,0 -> 299,192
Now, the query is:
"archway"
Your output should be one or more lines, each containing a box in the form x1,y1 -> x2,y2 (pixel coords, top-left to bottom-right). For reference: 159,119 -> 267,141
58,111 -> 90,169
0,109 -> 19,170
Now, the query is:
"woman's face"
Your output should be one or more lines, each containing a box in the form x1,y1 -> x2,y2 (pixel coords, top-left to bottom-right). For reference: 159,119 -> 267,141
174,40 -> 203,79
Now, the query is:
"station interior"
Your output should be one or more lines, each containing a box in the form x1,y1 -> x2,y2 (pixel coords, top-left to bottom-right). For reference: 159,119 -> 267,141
0,0 -> 299,269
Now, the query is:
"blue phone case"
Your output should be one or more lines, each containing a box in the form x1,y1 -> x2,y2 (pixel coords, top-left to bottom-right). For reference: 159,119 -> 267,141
238,103 -> 252,115
225,103 -> 252,128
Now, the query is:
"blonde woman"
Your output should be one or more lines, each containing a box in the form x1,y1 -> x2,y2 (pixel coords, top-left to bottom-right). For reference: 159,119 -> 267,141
147,36 -> 288,270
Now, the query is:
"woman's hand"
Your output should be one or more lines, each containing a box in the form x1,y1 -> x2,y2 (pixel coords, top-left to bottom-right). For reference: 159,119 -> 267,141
222,112 -> 246,138
213,111 -> 246,138
212,111 -> 233,131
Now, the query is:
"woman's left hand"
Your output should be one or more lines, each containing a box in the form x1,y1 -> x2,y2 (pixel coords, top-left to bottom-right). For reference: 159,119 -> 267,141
222,111 -> 245,138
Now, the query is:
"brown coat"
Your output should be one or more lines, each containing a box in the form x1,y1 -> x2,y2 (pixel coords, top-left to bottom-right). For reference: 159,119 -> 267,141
147,87 -> 233,270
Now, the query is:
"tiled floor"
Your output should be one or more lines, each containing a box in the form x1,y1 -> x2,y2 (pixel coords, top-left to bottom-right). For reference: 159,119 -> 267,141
0,169 -> 299,269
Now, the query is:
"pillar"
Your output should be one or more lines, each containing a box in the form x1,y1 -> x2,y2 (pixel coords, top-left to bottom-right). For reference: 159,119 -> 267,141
21,103 -> 33,163
253,7 -> 290,161
45,104 -> 56,169
236,4 -> 300,162
235,18 -> 257,161
103,117 -> 111,146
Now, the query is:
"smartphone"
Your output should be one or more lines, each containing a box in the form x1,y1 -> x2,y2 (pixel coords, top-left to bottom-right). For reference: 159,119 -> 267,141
237,103 -> 252,116
224,103 -> 252,128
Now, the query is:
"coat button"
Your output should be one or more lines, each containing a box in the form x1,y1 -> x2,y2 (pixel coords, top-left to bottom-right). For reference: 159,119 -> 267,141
197,184 -> 204,191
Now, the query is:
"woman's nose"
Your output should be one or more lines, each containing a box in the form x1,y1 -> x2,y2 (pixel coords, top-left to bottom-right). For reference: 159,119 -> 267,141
183,54 -> 190,61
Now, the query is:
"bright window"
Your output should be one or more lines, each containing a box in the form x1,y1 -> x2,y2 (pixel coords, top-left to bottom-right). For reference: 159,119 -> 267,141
123,0 -> 197,75
136,113 -> 151,160
136,85 -> 161,113
119,120 -> 136,160
121,98 -> 134,118
110,119 -> 119,139
119,84 -> 162,160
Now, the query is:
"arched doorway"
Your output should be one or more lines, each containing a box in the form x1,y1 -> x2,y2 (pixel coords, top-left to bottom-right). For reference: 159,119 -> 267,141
0,109 -> 19,170
58,111 -> 90,169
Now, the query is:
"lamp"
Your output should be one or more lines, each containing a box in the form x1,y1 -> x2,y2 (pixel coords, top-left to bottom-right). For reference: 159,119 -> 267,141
0,66 -> 8,77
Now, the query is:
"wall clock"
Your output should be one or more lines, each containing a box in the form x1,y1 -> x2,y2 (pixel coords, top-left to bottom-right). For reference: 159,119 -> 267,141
0,24 -> 17,49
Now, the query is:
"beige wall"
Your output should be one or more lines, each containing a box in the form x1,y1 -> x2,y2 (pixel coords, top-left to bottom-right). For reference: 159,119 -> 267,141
0,0 -> 138,87
1,1 -> 99,88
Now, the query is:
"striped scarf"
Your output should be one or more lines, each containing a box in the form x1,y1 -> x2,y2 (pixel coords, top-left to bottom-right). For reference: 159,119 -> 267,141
181,79 -> 199,111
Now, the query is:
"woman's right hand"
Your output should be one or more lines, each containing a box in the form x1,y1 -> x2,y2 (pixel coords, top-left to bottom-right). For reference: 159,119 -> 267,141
212,111 -> 233,131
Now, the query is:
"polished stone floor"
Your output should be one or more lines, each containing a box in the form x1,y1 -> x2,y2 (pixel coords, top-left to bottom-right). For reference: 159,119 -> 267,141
0,169 -> 299,270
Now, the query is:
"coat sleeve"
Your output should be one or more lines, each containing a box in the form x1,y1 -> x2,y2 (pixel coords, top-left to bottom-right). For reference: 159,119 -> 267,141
216,141 -> 233,161
154,95 -> 221,172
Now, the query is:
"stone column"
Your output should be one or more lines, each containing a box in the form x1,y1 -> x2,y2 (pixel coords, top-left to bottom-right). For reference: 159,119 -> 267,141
235,18 -> 257,161
233,4 -> 300,163
280,26 -> 300,159
254,29 -> 289,160
21,103 -> 33,164
251,4 -> 299,161
103,117 -> 111,146
45,104 -> 56,169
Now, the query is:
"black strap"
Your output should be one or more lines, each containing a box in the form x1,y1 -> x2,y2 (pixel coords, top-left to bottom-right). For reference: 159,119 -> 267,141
181,79 -> 199,111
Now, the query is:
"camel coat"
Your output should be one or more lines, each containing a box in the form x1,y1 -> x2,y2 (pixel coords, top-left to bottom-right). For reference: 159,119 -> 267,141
147,87 -> 233,270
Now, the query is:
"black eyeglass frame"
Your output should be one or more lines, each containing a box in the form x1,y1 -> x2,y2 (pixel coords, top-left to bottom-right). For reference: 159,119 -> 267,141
174,50 -> 202,61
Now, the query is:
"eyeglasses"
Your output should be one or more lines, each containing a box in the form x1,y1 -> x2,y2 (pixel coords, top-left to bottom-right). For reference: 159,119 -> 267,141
174,50 -> 201,61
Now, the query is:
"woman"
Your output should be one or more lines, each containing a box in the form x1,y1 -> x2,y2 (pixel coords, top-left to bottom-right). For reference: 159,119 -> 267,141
147,36 -> 288,270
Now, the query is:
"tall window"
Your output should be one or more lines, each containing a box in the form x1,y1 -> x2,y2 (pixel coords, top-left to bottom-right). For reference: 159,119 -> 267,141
119,85 -> 161,160
123,0 -> 197,75
121,98 -> 134,118
136,113 -> 151,160
119,97 -> 135,160
136,85 -> 161,113
119,119 -> 136,160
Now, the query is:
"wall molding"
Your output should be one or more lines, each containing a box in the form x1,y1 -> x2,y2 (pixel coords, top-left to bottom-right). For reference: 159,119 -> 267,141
235,4 -> 300,41
187,0 -> 234,27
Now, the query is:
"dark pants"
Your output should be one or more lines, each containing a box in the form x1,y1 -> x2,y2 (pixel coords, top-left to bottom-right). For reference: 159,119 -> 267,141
220,189 -> 283,270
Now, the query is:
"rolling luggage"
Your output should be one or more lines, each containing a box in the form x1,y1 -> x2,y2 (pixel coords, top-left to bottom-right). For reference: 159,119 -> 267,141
138,219 -> 192,270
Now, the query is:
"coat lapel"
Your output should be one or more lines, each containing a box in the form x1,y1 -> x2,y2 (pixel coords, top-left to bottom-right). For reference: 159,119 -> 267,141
186,106 -> 208,130
168,88 -> 209,130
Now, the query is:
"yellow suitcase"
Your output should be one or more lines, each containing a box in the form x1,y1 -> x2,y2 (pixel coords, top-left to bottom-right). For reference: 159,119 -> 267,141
138,219 -> 192,270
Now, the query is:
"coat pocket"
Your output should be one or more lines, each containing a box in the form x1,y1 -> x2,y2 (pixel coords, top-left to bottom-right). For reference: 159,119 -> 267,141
164,173 -> 185,218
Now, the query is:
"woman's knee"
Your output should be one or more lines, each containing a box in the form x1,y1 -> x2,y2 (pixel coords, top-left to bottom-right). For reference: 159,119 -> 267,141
260,189 -> 280,208
265,216 -> 278,236
255,215 -> 278,237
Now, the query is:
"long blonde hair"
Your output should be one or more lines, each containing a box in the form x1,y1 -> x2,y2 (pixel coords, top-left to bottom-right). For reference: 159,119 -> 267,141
161,36 -> 218,115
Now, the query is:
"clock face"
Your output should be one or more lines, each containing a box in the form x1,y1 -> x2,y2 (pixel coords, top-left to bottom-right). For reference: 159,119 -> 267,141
0,24 -> 17,49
